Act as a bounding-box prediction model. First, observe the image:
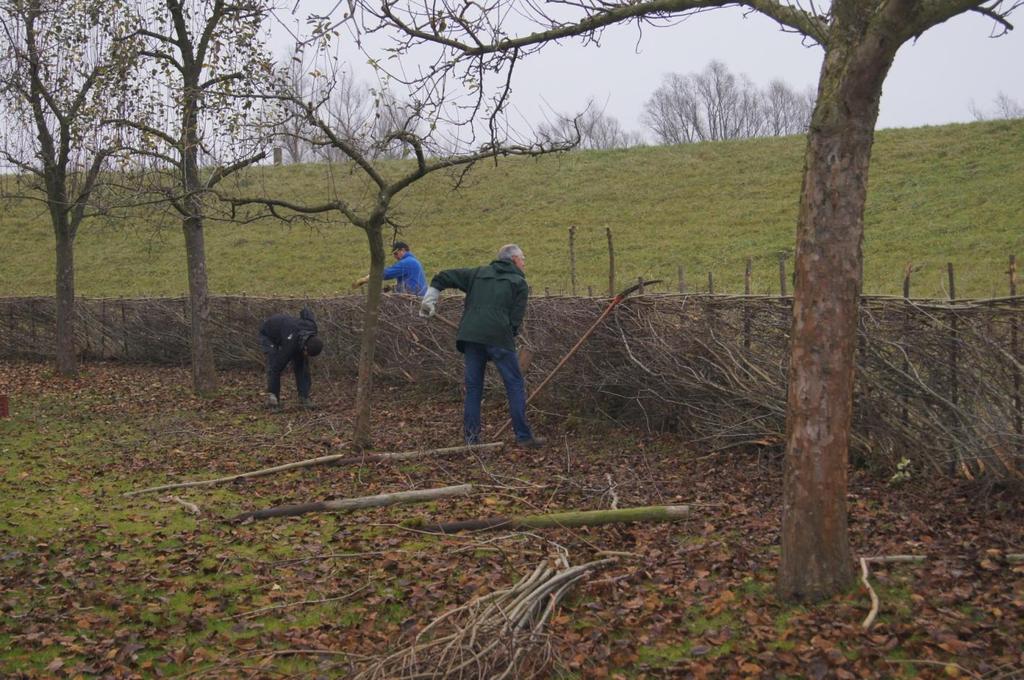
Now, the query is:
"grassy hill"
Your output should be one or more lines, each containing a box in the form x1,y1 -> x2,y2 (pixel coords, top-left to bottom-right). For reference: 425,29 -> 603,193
2,118 -> 1022,299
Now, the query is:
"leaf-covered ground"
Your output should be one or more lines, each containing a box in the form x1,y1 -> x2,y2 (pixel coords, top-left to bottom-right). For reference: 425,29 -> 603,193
1,362 -> 1021,679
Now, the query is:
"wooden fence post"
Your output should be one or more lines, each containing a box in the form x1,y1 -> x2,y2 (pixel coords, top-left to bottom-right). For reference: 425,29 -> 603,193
901,263 -> 913,429
587,285 -> 594,297
743,257 -> 752,350
637,277 -> 645,295
1010,254 -> 1021,445
100,299 -> 107,358
707,272 -> 714,295
568,225 -> 577,296
947,262 -> 960,475
948,262 -> 958,407
121,301 -> 129,357
606,227 -> 615,297
678,265 -> 685,294
778,252 -> 788,297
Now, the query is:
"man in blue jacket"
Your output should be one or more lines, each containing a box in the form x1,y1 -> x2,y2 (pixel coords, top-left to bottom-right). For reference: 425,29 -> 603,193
419,244 -> 545,449
352,241 -> 427,295
259,307 -> 323,411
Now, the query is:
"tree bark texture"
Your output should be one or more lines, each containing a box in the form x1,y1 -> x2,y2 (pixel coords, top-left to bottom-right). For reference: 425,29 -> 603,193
778,13 -> 901,601
53,218 -> 77,378
182,213 -> 217,395
181,88 -> 217,396
353,222 -> 387,449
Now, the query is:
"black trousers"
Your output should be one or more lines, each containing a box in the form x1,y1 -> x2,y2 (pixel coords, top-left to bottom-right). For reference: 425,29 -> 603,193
259,332 -> 310,399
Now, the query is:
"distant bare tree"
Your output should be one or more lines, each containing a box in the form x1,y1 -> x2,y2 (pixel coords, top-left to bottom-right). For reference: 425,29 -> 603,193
643,61 -> 812,144
642,73 -> 701,144
762,80 -> 814,136
538,98 -> 644,149
303,76 -> 424,161
970,91 -> 1024,120
275,46 -> 315,164
369,88 -> 425,159
319,70 -> 374,160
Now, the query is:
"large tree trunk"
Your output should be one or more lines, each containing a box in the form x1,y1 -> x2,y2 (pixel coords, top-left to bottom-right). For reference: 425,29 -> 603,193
352,223 -> 387,449
182,213 -> 217,395
53,223 -> 77,378
180,90 -> 217,396
777,27 -> 899,601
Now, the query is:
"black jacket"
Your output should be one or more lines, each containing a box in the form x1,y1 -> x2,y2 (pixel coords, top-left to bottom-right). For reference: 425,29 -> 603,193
260,307 -> 318,349
260,307 -> 319,373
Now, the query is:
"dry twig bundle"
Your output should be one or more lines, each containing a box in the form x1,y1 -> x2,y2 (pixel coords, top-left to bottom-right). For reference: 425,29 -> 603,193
354,557 -> 615,680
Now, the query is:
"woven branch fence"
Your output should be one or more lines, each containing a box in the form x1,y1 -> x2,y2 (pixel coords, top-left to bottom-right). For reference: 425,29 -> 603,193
1,293 -> 1022,482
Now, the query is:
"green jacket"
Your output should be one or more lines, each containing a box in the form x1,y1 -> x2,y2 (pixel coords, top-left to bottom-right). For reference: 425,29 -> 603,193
431,259 -> 528,352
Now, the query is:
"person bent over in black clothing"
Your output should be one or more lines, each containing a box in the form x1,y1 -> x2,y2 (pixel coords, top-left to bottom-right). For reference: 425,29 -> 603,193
259,307 -> 323,410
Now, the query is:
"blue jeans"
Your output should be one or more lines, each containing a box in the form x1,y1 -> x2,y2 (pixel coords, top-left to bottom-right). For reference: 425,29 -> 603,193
463,342 -> 533,443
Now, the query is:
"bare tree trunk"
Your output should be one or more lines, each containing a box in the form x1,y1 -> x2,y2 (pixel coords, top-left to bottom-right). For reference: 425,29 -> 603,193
54,224 -> 77,377
777,34 -> 895,601
182,214 -> 217,395
352,222 -> 387,449
181,90 -> 217,396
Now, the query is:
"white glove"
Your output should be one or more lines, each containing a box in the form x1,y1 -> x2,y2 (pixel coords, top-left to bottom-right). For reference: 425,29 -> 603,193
419,286 -> 440,318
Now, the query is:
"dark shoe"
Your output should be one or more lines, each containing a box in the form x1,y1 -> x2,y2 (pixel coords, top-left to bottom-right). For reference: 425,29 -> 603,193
300,397 -> 316,410
516,436 -> 546,449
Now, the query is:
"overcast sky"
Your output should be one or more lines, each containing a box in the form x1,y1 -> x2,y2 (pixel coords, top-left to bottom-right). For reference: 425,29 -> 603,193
273,4 -> 1024,137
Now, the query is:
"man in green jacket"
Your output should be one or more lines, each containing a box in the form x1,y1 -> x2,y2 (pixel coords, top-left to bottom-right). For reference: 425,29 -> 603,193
420,244 -> 545,448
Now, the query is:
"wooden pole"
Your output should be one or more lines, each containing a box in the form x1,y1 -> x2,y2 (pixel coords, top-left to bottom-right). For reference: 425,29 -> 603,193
744,257 -> 752,350
100,299 -> 106,358
947,262 -> 960,475
901,263 -> 913,429
568,225 -> 577,296
234,484 -> 474,522
496,281 -> 658,436
121,301 -> 129,357
606,227 -> 615,297
1009,257 -> 1020,438
414,504 -> 690,534
678,265 -> 685,294
948,262 -> 958,407
587,285 -> 594,297
125,442 -> 504,496
637,277 -> 645,294
707,272 -> 714,295
778,252 -> 787,297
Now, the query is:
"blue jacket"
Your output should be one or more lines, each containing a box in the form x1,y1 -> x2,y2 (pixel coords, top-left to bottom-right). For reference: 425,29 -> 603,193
383,251 -> 427,295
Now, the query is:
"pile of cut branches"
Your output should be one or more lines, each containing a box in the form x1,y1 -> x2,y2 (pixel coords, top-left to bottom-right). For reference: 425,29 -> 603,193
355,557 -> 615,680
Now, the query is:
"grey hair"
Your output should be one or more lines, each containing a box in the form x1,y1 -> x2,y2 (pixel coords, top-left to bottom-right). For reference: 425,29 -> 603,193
497,244 -> 523,261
